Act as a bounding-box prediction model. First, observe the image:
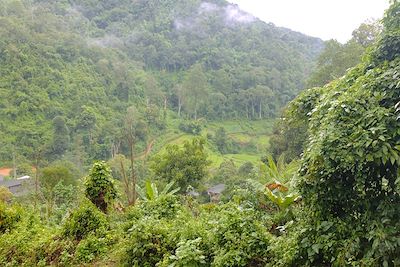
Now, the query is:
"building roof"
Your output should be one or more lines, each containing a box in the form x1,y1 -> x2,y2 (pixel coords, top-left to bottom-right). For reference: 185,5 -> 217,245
207,184 -> 226,194
0,178 -> 34,196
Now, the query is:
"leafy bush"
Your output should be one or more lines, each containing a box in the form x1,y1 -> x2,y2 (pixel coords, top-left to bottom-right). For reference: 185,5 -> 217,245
291,2 -> 400,266
123,218 -> 174,267
0,203 -> 21,234
84,161 -> 117,213
151,138 -> 210,193
74,233 -> 109,263
0,186 -> 12,203
62,201 -> 109,240
167,238 -> 207,267
179,120 -> 203,135
211,204 -> 271,266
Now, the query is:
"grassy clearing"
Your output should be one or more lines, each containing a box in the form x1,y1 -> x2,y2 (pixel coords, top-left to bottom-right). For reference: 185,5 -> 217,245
151,117 -> 274,169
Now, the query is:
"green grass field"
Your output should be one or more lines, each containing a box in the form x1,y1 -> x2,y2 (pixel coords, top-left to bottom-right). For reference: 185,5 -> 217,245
150,116 -> 275,170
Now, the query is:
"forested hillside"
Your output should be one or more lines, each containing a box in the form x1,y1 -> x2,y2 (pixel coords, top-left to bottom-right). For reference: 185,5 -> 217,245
0,0 -> 323,166
0,1 -> 399,266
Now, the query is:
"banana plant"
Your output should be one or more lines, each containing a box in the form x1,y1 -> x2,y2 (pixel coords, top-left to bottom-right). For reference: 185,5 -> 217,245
264,185 -> 301,210
260,154 -> 298,184
136,180 -> 180,201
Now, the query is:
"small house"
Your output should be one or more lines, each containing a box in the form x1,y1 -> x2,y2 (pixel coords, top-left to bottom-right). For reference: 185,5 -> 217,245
207,184 -> 225,202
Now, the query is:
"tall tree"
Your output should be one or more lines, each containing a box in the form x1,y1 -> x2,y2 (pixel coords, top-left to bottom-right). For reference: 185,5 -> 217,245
183,64 -> 209,120
51,116 -> 70,157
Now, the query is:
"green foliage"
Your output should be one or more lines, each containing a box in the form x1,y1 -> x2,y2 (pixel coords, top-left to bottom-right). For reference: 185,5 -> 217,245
264,187 -> 300,211
136,180 -> 180,201
291,2 -> 400,265
127,195 -> 183,221
167,238 -> 207,267
40,162 -> 77,190
211,204 -> 271,266
269,87 -> 324,162
178,120 -> 203,135
74,233 -> 109,263
0,203 -> 21,233
151,138 -> 210,193
0,186 -> 12,203
260,154 -> 299,184
306,39 -> 364,88
123,218 -> 174,267
84,161 -> 117,213
62,201 -> 109,241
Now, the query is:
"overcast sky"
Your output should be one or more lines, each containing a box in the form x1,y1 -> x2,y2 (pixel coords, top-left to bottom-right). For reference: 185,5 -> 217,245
227,0 -> 390,43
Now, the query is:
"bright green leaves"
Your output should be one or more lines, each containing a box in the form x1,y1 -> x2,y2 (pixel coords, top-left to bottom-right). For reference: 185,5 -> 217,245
84,161 -> 117,213
136,180 -> 180,201
264,187 -> 300,211
151,138 -> 210,193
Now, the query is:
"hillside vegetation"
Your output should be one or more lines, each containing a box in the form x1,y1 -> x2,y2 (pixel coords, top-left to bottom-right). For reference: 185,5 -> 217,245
1,0 -> 399,266
0,0 -> 323,167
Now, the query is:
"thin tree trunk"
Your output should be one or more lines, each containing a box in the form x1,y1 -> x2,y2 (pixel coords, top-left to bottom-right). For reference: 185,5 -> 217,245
119,159 -> 130,204
178,97 -> 182,117
259,101 -> 262,119
252,101 -> 255,118
129,141 -> 136,205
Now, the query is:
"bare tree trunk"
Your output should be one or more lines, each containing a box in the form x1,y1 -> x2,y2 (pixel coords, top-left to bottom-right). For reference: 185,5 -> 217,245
178,96 -> 182,117
119,159 -> 131,204
251,101 -> 255,118
163,97 -> 167,120
34,154 -> 40,211
259,101 -> 262,119
129,141 -> 136,205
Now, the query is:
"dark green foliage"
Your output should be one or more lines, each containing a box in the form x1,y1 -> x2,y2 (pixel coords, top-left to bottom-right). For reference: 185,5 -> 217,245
130,195 -> 183,221
270,87 -> 323,162
0,0 -> 323,166
210,127 -> 240,154
214,127 -> 228,153
151,138 -> 210,192
84,161 -> 117,213
40,162 -> 77,189
291,2 -> 400,266
238,161 -> 254,176
51,116 -> 70,157
62,202 -> 109,241
179,120 -> 203,135
211,205 -> 271,266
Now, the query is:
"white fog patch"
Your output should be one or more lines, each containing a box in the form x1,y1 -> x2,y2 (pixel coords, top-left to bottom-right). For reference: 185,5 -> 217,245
199,2 -> 219,14
87,34 -> 123,48
224,5 -> 256,23
174,2 -> 256,31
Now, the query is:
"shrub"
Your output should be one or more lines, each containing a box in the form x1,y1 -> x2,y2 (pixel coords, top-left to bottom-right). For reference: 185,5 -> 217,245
75,234 -> 109,263
211,204 -> 271,266
62,201 -> 109,240
0,186 -> 12,203
84,161 -> 117,213
0,203 -> 21,234
179,120 -> 202,135
122,218 -> 174,267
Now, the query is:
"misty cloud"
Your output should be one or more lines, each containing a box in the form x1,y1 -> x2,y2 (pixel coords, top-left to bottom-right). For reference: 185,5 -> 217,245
174,1 -> 256,31
87,34 -> 123,48
224,5 -> 256,24
199,2 -> 219,14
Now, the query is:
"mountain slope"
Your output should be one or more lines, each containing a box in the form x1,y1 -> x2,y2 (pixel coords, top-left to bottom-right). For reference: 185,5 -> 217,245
0,0 -> 323,165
